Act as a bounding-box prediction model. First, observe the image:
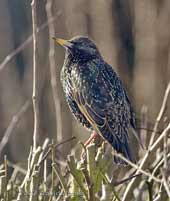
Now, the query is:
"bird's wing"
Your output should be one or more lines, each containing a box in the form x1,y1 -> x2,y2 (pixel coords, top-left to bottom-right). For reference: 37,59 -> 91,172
62,76 -> 92,130
73,62 -> 134,162
124,91 -> 144,148
66,94 -> 92,129
124,91 -> 136,129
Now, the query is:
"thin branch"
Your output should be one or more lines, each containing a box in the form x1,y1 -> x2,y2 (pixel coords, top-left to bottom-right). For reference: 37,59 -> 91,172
149,82 -> 170,146
52,163 -> 68,196
114,153 -> 161,183
81,142 -> 94,201
50,141 -> 55,201
38,138 -> 50,164
122,121 -> 170,201
0,100 -> 31,155
39,136 -> 76,165
122,83 -> 170,201
7,160 -> 27,175
54,136 -> 76,149
140,106 -> 148,148
162,123 -> 170,198
163,122 -> 168,170
146,181 -> 153,201
162,168 -> 170,198
100,172 -> 121,201
46,0 -> 62,142
112,173 -> 142,186
149,153 -> 168,183
150,122 -> 170,152
0,12 -> 61,72
31,0 -> 39,151
122,123 -> 170,201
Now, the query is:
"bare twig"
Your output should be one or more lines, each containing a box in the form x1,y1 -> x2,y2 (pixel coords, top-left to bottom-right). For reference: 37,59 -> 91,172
149,82 -> 170,146
122,83 -> 170,201
100,172 -> 121,201
135,180 -> 146,201
49,141 -> 55,201
7,160 -> 27,175
163,125 -> 168,170
114,153 -> 161,183
122,123 -> 170,201
31,0 -> 39,151
146,181 -> 153,201
0,12 -> 61,72
46,0 -> 62,142
149,153 -> 170,182
140,106 -> 148,148
52,163 -> 68,196
162,120 -> 170,198
162,168 -> 170,198
81,143 -> 94,201
0,100 -> 31,155
39,136 -> 76,165
150,123 -> 170,152
38,138 -> 50,164
112,173 -> 142,186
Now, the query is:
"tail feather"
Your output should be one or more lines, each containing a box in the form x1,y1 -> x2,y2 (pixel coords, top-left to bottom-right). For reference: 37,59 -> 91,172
130,127 -> 144,149
113,141 -> 135,165
99,126 -> 135,165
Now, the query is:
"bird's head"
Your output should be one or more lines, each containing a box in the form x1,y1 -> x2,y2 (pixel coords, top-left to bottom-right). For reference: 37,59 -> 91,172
53,36 -> 101,62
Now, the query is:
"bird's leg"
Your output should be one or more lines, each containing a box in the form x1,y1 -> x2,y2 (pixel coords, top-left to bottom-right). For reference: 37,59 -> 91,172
81,131 -> 101,159
84,130 -> 98,147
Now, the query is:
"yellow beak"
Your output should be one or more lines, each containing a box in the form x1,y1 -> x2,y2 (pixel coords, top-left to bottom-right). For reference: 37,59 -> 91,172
52,37 -> 72,48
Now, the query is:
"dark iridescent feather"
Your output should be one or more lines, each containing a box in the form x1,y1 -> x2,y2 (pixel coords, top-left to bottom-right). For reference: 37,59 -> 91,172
60,36 -> 137,164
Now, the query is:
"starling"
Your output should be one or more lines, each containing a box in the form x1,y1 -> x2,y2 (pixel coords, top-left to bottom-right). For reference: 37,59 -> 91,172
53,36 -> 139,164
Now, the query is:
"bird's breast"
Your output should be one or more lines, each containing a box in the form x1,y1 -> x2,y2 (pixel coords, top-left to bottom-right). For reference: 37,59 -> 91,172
68,62 -> 95,90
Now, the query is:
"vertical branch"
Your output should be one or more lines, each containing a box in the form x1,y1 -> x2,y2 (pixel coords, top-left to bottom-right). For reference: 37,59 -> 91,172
49,141 -> 55,201
46,0 -> 62,142
140,106 -> 148,149
31,0 -> 40,151
162,118 -> 170,198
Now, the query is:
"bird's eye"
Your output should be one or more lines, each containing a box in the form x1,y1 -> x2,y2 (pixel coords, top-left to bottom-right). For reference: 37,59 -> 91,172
89,44 -> 96,50
70,41 -> 79,45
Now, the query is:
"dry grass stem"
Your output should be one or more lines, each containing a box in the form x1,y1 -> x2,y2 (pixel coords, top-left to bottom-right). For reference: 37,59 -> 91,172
46,0 -> 62,143
114,153 -> 161,183
123,82 -> 170,201
149,82 -> 170,146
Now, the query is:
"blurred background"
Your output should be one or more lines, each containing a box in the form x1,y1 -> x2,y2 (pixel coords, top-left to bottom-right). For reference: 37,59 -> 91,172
0,0 -> 170,163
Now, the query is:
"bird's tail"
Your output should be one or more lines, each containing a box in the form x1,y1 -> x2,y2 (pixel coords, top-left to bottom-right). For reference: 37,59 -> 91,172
99,127 -> 135,165
113,140 -> 134,165
130,127 -> 144,149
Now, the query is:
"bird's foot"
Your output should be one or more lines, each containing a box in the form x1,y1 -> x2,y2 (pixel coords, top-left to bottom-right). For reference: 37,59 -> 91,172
81,131 -> 102,159
84,131 -> 98,147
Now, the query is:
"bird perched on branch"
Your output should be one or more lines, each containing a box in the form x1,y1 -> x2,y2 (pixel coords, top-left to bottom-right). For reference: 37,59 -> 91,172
53,36 -> 140,165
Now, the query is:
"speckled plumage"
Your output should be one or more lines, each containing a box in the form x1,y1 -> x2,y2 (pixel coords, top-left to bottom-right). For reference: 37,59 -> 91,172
59,36 -> 136,164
